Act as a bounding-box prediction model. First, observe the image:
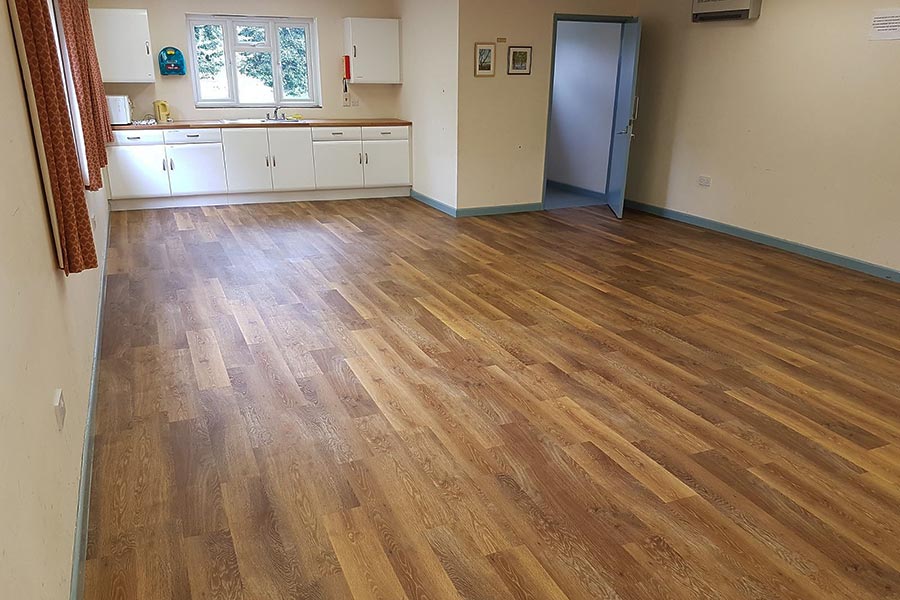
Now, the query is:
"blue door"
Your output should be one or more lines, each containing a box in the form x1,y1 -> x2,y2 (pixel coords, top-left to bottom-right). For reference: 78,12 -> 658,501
607,21 -> 642,219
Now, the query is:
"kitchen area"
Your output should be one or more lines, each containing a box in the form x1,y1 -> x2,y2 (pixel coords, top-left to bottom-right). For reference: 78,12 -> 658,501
91,6 -> 412,210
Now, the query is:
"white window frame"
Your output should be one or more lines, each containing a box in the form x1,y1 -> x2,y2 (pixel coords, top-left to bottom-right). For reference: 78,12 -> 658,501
186,14 -> 322,108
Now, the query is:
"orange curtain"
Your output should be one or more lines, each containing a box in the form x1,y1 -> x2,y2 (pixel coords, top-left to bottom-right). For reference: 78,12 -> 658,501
14,0 -> 98,274
58,0 -> 113,191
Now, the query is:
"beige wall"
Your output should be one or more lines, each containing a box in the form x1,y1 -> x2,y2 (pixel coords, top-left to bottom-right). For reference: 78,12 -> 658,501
456,0 -> 637,209
396,0 -> 459,208
89,0 -> 402,121
629,0 -> 900,271
0,3 -> 110,598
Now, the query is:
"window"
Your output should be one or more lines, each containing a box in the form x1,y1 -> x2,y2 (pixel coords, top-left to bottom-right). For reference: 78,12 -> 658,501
187,15 -> 321,108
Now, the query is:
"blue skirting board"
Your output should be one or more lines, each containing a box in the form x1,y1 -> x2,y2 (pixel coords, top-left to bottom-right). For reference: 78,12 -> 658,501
625,200 -> 898,282
70,222 -> 110,600
411,190 -> 542,218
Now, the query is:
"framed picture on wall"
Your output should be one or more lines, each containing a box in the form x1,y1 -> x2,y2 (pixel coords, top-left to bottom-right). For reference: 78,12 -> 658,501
507,46 -> 533,75
475,43 -> 496,77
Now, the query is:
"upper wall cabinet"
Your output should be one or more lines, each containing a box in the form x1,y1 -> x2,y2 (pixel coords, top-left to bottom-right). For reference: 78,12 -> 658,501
89,8 -> 155,83
343,18 -> 401,84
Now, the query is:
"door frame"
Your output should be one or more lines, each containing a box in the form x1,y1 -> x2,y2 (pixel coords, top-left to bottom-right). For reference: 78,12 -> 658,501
541,14 -> 640,214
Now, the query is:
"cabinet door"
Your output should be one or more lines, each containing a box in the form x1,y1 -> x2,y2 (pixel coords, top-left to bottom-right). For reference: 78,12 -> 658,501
166,144 -> 227,196
106,145 -> 170,199
222,129 -> 273,193
363,140 -> 410,188
89,9 -> 154,83
313,141 -> 364,190
268,129 -> 316,191
345,18 -> 401,84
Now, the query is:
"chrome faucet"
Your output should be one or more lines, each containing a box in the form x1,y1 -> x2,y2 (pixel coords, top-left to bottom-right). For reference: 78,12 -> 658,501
267,105 -> 285,121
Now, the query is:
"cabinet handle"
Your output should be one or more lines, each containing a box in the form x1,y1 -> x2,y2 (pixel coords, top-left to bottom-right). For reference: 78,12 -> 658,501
266,155 -> 270,167
358,153 -> 362,164
365,153 -> 369,165
169,158 -> 175,170
353,45 -> 357,58
145,41 -> 150,55
162,159 -> 167,171
331,132 -> 344,136
272,156 -> 277,167
186,134 -> 200,138
127,136 -> 141,140
380,132 -> 391,136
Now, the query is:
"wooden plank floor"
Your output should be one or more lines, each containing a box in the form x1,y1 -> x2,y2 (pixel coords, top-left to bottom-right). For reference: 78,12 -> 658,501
86,198 -> 900,600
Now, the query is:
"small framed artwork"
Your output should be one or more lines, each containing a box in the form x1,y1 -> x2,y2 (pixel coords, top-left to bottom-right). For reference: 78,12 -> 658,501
475,43 -> 496,77
508,46 -> 533,75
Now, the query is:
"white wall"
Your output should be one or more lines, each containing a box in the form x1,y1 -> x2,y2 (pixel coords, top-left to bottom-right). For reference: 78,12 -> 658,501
397,0 -> 459,208
456,0 -> 637,209
0,3 -> 110,597
88,0 -> 401,121
547,20 -> 622,194
629,0 -> 900,271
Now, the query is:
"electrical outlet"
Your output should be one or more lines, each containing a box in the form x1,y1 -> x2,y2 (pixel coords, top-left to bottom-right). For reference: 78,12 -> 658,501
698,175 -> 712,188
342,92 -> 351,107
53,388 -> 66,431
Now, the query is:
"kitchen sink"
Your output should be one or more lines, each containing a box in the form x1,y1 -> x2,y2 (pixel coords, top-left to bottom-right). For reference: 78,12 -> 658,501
217,118 -> 302,125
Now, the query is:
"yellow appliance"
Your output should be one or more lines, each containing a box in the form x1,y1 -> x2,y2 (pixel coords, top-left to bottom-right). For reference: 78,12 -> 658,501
153,100 -> 172,123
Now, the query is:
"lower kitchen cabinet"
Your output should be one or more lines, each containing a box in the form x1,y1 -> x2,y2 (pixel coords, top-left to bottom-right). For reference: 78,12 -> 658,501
105,124 -> 411,202
269,128 -> 317,191
363,139 -> 410,188
313,140 -> 365,190
167,144 -> 227,196
222,129 -> 273,193
106,145 -> 171,199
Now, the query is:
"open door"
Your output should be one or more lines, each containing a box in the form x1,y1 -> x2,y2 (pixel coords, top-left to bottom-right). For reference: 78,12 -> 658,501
607,20 -> 641,219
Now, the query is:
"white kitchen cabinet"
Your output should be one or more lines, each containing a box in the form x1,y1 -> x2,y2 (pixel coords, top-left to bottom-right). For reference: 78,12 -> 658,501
313,141 -> 365,190
107,145 -> 170,199
222,129 -> 273,193
89,8 -> 155,83
343,18 -> 401,84
166,144 -> 227,196
268,129 -> 316,191
363,140 -> 410,188
107,124 -> 410,204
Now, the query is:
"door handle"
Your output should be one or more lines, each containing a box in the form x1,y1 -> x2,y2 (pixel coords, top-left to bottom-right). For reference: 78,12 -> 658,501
359,153 -> 362,164
353,45 -> 357,58
266,155 -> 270,167
145,41 -> 151,55
169,158 -> 175,170
365,153 -> 369,165
162,158 -> 167,171
272,156 -> 277,168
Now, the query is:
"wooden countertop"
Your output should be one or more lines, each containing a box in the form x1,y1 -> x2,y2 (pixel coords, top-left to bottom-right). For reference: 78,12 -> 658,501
112,118 -> 412,131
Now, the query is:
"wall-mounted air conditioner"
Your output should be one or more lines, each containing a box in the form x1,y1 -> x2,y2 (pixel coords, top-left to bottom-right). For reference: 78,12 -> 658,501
692,0 -> 762,22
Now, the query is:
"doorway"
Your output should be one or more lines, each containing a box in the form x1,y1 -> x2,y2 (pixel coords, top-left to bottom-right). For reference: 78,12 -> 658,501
543,15 -> 641,218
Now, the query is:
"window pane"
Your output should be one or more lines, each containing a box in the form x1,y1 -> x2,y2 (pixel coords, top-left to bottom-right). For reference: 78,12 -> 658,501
236,25 -> 267,45
193,24 -> 229,100
278,26 -> 310,100
236,51 -> 275,104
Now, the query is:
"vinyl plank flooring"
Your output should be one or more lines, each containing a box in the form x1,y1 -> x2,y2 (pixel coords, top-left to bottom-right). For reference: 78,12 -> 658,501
86,199 -> 900,600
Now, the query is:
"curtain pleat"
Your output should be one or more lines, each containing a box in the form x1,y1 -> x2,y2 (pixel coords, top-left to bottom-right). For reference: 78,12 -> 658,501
14,0 -> 98,274
58,0 -> 113,191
